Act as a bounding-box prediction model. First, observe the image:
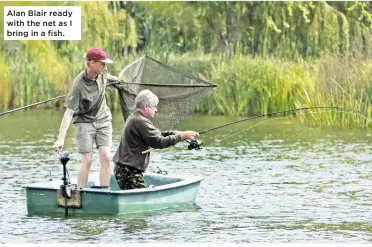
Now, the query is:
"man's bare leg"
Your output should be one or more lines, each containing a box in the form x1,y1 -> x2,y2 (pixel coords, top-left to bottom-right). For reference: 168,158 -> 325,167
78,152 -> 92,188
98,146 -> 111,186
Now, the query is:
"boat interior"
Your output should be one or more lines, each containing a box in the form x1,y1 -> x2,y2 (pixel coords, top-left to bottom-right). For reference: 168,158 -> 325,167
87,174 -> 183,191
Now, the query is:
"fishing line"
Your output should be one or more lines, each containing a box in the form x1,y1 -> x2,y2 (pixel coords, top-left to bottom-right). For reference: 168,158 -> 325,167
140,106 -> 370,152
216,108 -> 355,143
199,106 -> 370,135
142,107 -> 370,152
184,107 -> 370,150
217,119 -> 270,143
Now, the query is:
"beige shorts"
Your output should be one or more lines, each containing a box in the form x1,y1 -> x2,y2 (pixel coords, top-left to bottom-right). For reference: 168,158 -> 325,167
74,118 -> 112,153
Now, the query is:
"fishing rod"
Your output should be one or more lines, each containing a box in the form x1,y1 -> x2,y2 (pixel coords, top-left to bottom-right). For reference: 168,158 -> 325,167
141,106 -> 370,153
199,106 -> 369,135
216,108 -> 356,143
0,95 -> 67,117
187,106 -> 370,150
0,81 -> 121,117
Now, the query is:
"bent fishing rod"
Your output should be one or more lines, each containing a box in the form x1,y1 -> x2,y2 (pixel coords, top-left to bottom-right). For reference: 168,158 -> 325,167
198,106 -> 369,135
185,106 -> 370,150
142,106 -> 369,153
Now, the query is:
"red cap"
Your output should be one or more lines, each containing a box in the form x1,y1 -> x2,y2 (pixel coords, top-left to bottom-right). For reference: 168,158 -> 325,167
84,48 -> 113,63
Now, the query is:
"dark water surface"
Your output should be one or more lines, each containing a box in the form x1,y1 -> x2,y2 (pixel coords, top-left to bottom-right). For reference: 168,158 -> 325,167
0,110 -> 371,243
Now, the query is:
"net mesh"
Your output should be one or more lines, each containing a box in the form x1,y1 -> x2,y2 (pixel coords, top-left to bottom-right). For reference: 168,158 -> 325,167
114,55 -> 216,130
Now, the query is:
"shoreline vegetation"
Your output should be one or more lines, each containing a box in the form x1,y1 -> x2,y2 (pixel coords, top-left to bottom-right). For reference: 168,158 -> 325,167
0,2 -> 371,128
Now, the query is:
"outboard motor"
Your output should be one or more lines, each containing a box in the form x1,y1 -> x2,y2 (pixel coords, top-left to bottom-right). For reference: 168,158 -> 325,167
58,151 -> 71,199
55,149 -> 79,217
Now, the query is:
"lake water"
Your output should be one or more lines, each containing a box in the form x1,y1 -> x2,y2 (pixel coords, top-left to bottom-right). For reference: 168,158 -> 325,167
0,110 -> 371,243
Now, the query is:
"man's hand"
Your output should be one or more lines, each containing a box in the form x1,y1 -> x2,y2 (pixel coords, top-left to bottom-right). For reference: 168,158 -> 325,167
180,131 -> 199,141
107,74 -> 119,82
53,139 -> 64,151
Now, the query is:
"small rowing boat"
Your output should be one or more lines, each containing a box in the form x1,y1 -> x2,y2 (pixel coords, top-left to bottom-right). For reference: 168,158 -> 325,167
24,172 -> 202,215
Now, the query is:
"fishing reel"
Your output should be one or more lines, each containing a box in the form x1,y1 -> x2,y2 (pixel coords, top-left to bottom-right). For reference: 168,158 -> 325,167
187,139 -> 203,150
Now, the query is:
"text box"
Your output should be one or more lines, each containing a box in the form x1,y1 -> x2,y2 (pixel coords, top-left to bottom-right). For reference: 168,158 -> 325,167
4,6 -> 81,40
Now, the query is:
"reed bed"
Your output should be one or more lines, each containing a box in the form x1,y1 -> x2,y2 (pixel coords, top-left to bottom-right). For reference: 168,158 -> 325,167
168,54 -> 371,128
1,53 -> 371,128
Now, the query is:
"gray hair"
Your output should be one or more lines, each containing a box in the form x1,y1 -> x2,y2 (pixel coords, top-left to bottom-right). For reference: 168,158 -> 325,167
135,89 -> 159,109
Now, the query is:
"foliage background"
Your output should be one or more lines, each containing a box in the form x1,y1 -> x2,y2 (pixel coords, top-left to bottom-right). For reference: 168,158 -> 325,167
0,1 -> 371,127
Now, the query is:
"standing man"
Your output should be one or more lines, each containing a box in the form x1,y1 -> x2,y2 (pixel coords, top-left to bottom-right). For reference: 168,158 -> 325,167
113,89 -> 199,190
53,48 -> 118,188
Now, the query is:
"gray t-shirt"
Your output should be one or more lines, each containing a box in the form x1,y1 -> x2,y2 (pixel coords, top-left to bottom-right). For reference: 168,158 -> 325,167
65,69 -> 111,123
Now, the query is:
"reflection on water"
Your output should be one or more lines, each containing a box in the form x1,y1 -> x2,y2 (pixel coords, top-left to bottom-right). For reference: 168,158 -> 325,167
0,110 -> 371,243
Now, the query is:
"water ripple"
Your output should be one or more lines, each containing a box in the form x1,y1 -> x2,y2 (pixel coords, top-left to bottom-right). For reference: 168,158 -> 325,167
0,112 -> 371,243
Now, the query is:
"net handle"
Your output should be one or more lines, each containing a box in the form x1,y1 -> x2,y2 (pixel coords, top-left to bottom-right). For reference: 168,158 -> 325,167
117,81 -> 217,88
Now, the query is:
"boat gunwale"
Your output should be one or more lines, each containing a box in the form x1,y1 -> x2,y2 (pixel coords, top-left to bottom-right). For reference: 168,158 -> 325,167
23,173 -> 203,195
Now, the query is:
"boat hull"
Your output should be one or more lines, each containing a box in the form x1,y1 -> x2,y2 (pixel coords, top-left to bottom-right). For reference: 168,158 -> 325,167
24,173 -> 202,215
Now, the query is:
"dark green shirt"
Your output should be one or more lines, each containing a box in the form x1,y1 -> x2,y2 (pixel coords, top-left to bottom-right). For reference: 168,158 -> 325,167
65,69 -> 111,123
113,110 -> 182,172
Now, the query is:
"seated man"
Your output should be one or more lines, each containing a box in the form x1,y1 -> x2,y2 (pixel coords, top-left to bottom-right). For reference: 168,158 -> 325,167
113,89 -> 199,190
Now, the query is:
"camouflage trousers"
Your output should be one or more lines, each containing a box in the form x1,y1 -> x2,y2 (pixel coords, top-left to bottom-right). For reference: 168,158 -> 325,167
114,163 -> 147,190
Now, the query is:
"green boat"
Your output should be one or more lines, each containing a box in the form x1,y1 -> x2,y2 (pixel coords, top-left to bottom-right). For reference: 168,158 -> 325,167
24,172 -> 203,215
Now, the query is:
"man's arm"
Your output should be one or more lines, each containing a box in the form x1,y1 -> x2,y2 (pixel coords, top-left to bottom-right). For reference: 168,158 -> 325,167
161,130 -> 199,140
53,108 -> 74,150
140,120 -> 199,149
141,129 -> 199,154
161,130 -> 181,137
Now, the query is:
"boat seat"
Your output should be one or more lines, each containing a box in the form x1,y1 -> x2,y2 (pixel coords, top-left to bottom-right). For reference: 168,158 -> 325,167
109,175 -> 121,191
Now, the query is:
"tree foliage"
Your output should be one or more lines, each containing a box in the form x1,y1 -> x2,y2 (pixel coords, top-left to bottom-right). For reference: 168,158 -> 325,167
0,1 -> 371,127
130,1 -> 372,58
